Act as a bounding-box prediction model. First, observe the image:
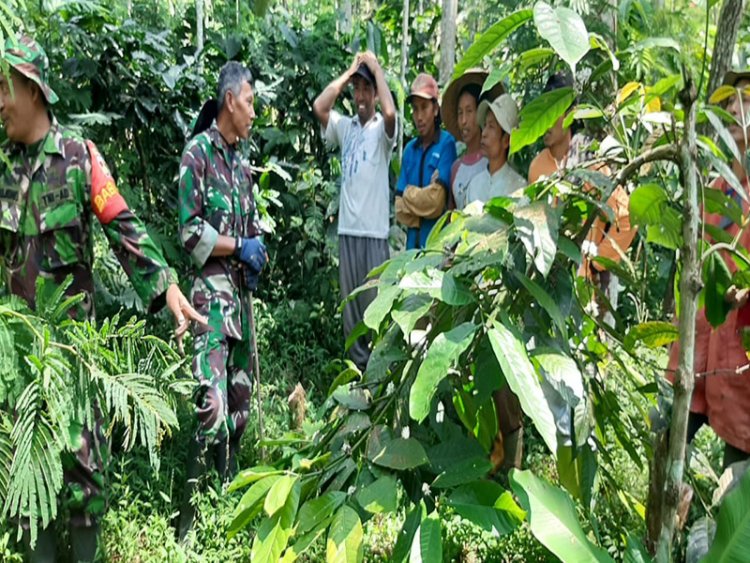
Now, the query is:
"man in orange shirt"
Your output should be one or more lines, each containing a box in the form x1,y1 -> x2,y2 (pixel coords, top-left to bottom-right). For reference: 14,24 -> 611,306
529,73 -> 636,323
669,70 -> 750,469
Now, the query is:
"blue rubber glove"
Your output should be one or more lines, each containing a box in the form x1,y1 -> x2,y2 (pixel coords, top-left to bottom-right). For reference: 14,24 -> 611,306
236,237 -> 267,273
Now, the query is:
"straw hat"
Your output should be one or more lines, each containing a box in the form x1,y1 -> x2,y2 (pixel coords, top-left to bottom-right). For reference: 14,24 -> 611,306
441,69 -> 505,139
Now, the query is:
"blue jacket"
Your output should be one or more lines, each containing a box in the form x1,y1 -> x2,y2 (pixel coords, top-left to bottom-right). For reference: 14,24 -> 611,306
397,130 -> 457,249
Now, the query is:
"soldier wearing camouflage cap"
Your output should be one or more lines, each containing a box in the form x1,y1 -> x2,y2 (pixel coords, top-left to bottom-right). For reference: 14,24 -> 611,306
0,35 -> 207,561
175,61 -> 266,540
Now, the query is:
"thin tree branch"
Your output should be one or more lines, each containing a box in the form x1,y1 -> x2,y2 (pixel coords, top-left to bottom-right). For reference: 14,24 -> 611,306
614,144 -> 680,187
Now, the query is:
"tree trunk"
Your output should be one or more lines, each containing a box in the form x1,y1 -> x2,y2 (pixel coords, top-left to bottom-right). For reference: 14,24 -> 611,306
339,0 -> 353,35
195,0 -> 204,56
654,81 -> 701,562
439,0 -> 457,85
398,0 -> 409,162
706,0 -> 745,99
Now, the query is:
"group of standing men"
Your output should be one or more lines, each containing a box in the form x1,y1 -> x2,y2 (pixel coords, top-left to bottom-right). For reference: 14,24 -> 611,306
1,29 -> 748,562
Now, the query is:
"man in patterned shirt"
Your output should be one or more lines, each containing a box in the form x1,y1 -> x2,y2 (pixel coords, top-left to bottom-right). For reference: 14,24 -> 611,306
0,35 -> 206,561
176,61 -> 267,540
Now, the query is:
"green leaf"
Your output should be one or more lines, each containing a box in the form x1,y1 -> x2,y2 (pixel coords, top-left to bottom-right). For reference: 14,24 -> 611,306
516,47 -> 556,72
297,492 -> 347,534
440,272 -> 475,306
646,208 -> 683,250
532,348 -> 584,407
703,188 -> 743,228
514,202 -> 559,277
355,475 -> 398,514
328,367 -> 360,397
392,294 -> 433,340
447,481 -> 524,536
326,505 -> 364,563
489,319 -> 557,453
432,456 -> 494,488
265,475 -> 298,517
228,475 -> 280,539
453,10 -> 534,78
415,512 -> 443,563
703,252 -> 732,328
624,532 -> 653,563
624,322 -> 679,352
702,467 -> 750,562
363,285 -> 401,330
409,322 -> 478,422
510,469 -> 614,563
392,503 -> 424,563
629,184 -> 669,226
533,2 -> 590,71
371,438 -> 429,470
510,88 -> 576,155
251,481 -> 300,563
704,109 -> 743,169
332,384 -> 371,411
474,335 -> 505,397
514,272 -> 568,339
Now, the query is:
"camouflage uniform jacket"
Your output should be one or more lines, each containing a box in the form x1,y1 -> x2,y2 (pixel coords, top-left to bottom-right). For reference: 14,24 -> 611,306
178,121 -> 259,340
0,117 -> 175,317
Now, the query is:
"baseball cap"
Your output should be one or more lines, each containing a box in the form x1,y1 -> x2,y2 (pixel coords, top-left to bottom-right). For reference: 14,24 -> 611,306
2,35 -> 58,105
407,73 -> 439,103
352,63 -> 376,86
477,94 -> 519,134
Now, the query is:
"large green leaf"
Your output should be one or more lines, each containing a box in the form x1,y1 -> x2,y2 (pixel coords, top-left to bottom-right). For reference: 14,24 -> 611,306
228,475 -> 280,539
488,319 -> 557,453
297,491 -> 346,534
432,456 -> 494,488
510,88 -> 576,155
703,252 -> 732,328
447,481 -> 525,536
371,437 -> 429,470
355,475 -> 398,514
629,184 -> 668,226
409,322 -> 478,422
515,273 -> 568,339
533,2 -> 590,71
363,285 -> 401,330
532,348 -> 584,407
510,470 -> 613,563
624,321 -> 679,352
702,466 -> 750,562
228,465 -> 283,493
392,294 -> 433,340
392,503 -> 424,563
452,10 -> 533,78
326,505 -> 364,563
265,475 -> 299,517
251,482 -> 300,563
413,512 -> 443,563
514,202 -> 559,277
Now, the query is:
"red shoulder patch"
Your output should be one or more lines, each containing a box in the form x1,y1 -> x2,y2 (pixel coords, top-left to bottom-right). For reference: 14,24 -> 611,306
86,140 -> 128,224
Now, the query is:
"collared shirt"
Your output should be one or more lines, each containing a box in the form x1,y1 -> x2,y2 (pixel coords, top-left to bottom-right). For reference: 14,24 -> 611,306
0,117 -> 173,318
178,121 -> 260,339
324,110 -> 395,239
397,129 -> 457,249
464,162 -> 527,206
452,151 -> 488,210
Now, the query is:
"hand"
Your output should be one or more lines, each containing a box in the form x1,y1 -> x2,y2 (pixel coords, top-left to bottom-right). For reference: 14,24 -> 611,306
726,285 -> 750,309
236,237 -> 268,273
359,51 -> 380,73
347,53 -> 363,78
165,283 -> 208,354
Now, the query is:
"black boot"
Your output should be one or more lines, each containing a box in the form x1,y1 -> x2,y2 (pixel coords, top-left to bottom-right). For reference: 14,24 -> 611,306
70,523 -> 99,562
23,524 -> 57,563
227,436 -> 241,480
213,441 -> 228,483
176,437 -> 206,542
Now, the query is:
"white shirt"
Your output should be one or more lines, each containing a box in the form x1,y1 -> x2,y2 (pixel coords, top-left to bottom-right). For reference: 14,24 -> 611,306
324,110 -> 395,239
464,163 -> 527,206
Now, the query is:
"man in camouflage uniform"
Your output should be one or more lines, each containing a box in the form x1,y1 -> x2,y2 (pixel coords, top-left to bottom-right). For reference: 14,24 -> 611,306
176,61 -> 265,540
0,36 -> 206,561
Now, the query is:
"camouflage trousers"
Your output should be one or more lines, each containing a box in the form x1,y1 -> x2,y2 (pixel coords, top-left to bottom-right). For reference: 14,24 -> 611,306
192,329 -> 252,446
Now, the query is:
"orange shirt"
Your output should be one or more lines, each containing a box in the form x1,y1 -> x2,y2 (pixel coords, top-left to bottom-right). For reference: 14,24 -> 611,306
667,177 -> 750,452
529,147 -> 636,278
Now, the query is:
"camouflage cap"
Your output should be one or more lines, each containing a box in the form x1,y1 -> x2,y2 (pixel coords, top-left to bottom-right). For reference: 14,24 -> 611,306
2,35 -> 58,104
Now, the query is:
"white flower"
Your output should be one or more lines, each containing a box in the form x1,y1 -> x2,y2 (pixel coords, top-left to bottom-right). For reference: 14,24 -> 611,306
421,482 -> 431,496
436,401 -> 445,424
401,426 -> 410,439
341,441 -> 351,455
581,240 -> 599,257
347,486 -> 357,496
385,382 -> 395,396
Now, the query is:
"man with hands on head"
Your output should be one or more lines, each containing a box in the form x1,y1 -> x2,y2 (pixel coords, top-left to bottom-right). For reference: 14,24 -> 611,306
313,51 -> 396,370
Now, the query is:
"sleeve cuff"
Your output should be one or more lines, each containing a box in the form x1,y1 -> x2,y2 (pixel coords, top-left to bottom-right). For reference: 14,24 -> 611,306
191,223 -> 220,267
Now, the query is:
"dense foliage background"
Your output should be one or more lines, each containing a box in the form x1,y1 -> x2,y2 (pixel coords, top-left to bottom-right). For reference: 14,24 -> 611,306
1,0 -> 749,561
